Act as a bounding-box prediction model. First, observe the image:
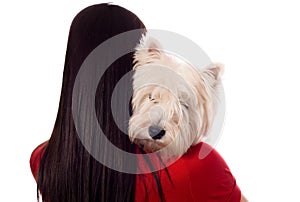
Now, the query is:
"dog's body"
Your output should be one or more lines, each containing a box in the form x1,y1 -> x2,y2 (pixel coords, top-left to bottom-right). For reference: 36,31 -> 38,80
128,34 -> 223,161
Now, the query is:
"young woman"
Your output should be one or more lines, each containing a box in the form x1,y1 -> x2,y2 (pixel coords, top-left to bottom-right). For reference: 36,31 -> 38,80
30,3 -> 247,202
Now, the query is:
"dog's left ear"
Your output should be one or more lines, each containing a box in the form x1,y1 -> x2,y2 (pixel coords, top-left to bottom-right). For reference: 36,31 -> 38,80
202,63 -> 224,88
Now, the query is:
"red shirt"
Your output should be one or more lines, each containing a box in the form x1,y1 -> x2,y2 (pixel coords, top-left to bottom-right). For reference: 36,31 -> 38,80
30,142 -> 241,201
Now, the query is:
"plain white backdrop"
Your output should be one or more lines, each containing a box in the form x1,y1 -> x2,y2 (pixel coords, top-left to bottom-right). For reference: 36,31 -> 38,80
1,1 -> 299,201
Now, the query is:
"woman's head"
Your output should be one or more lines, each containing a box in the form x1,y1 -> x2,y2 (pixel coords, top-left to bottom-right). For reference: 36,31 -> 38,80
38,4 -> 146,202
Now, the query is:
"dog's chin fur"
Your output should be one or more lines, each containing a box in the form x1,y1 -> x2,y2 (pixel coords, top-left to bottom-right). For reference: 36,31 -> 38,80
128,33 -> 223,162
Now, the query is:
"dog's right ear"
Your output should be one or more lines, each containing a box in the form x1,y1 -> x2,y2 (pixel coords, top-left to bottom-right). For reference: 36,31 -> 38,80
136,33 -> 162,52
133,33 -> 162,69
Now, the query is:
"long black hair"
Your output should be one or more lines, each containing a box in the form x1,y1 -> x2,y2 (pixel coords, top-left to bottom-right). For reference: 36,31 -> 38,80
37,4 -> 147,201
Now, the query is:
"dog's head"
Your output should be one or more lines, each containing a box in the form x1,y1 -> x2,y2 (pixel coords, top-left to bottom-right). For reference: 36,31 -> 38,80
128,34 -> 223,160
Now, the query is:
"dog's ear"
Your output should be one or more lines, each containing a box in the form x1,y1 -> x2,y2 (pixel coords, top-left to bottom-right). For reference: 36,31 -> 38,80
136,34 -> 162,53
202,63 -> 224,88
133,33 -> 162,69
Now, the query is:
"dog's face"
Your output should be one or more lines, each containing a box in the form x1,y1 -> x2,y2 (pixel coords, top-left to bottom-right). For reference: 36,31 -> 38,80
128,34 -> 223,160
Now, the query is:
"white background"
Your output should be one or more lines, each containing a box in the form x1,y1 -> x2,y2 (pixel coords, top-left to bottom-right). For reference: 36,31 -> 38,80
1,1 -> 299,201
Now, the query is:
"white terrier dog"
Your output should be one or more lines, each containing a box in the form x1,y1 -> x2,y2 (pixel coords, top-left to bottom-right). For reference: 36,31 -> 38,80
128,34 -> 223,161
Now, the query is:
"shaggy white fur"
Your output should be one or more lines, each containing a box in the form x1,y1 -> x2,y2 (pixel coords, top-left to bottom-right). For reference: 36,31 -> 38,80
128,33 -> 223,161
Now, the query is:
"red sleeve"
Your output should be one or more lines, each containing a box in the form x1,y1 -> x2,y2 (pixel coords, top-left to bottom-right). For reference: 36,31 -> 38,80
184,142 -> 241,201
30,141 -> 48,182
135,142 -> 241,202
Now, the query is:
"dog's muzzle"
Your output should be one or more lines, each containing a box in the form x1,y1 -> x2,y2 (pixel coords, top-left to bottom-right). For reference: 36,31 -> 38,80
149,125 -> 165,140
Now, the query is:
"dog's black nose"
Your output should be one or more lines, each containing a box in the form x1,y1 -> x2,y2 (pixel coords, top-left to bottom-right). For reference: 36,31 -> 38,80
149,126 -> 165,140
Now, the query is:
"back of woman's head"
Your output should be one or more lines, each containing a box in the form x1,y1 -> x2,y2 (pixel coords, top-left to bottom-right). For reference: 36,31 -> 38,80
37,4 -> 146,202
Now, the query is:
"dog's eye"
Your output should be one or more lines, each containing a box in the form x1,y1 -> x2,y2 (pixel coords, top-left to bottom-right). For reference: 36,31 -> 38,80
149,94 -> 155,101
180,102 -> 189,109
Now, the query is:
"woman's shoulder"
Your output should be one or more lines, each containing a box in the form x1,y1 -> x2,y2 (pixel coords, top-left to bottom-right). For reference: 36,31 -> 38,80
180,142 -> 241,201
181,142 -> 235,172
136,142 -> 241,201
30,141 -> 48,181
